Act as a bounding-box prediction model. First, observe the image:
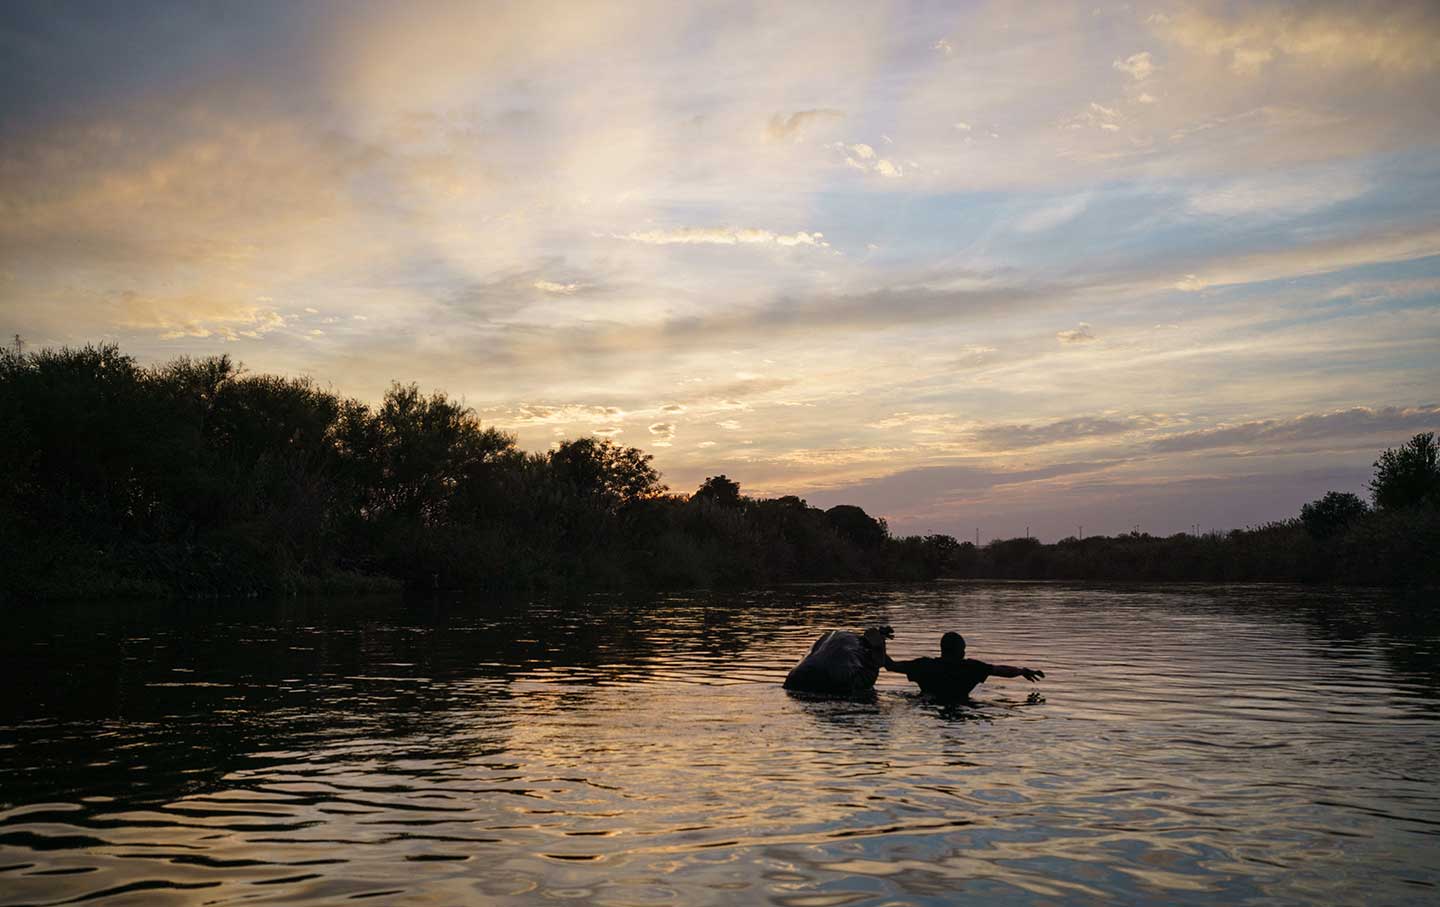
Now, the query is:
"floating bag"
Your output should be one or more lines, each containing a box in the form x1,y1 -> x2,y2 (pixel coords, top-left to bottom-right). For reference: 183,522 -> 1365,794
783,626 -> 893,695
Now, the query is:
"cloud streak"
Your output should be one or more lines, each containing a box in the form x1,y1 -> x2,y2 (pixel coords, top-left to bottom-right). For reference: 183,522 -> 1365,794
972,417 -> 1141,450
1151,405 -> 1440,453
1156,2 -> 1440,75
607,227 -> 828,247
113,292 -> 288,341
766,108 -> 844,142
1113,51 -> 1155,81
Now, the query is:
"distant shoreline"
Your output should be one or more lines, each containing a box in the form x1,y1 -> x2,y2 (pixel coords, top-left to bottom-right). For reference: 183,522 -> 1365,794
4,343 -> 1436,601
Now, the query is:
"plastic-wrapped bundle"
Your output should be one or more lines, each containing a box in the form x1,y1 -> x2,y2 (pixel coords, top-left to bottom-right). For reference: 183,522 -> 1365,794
783,626 -> 893,695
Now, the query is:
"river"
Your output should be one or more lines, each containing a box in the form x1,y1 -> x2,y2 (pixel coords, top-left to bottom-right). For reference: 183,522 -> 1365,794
2,582 -> 1437,906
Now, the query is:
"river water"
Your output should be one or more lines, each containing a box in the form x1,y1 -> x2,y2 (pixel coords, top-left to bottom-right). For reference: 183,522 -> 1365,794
1,583 -> 1437,906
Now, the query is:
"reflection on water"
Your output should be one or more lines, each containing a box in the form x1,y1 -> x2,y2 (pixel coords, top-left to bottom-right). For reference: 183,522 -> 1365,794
2,583 -> 1438,905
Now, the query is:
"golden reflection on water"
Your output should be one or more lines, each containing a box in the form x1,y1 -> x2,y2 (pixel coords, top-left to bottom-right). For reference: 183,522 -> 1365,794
1,583 -> 1438,905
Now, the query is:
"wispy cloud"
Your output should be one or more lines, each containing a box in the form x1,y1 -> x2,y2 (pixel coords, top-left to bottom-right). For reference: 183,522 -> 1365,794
835,142 -> 904,178
497,403 -> 628,426
766,108 -> 844,143
1066,102 -> 1123,133
1151,405 -> 1440,453
805,461 -> 1121,516
112,291 -> 288,341
1113,51 -> 1155,81
607,227 -> 828,247
1156,2 -> 1440,75
1171,225 -> 1440,291
1016,195 -> 1091,233
1186,171 -> 1371,219
972,416 -> 1143,450
533,280 -> 582,294
648,421 -> 676,446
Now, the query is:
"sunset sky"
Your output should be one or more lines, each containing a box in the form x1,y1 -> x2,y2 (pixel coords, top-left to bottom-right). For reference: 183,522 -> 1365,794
3,0 -> 1438,541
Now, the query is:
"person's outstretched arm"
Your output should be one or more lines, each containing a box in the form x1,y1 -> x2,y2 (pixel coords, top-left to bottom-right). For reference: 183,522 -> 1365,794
883,655 -> 918,673
988,664 -> 1045,682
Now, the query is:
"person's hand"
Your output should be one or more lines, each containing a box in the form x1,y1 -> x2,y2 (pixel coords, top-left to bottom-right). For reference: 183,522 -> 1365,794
1020,668 -> 1045,682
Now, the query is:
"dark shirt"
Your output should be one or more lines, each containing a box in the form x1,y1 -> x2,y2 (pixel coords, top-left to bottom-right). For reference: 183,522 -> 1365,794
888,656 -> 992,700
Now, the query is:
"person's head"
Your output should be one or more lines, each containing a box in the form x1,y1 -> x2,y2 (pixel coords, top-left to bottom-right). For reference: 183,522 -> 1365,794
861,625 -> 894,650
940,631 -> 966,659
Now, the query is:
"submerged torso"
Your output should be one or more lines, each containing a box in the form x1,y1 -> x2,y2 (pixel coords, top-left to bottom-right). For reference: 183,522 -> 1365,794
896,656 -> 992,700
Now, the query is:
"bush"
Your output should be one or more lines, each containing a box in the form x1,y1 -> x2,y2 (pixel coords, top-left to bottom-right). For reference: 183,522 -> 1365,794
1302,492 -> 1369,539
3,342 -> 1434,599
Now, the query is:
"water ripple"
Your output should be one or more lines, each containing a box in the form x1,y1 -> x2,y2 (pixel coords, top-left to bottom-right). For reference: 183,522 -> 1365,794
1,584 -> 1438,905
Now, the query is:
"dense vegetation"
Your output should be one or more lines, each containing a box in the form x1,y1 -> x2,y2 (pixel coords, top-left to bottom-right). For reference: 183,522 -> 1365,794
2,344 -> 1436,600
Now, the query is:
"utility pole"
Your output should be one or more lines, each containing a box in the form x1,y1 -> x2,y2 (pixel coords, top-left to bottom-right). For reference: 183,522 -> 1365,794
1025,525 -> 1029,539
1077,524 -> 1082,540
975,528 -> 980,546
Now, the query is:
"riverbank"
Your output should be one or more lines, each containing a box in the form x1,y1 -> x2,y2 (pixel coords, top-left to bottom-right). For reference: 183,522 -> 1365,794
8,508 -> 1436,603
4,344 -> 1436,602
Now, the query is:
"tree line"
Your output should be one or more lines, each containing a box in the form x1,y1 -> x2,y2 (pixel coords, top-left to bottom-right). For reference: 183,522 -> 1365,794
1,343 -> 1435,600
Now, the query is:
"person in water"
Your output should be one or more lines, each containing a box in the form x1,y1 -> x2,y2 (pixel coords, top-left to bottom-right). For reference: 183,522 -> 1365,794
884,631 -> 1044,700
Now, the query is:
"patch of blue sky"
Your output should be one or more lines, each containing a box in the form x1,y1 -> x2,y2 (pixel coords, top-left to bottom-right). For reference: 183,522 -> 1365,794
1253,253 -> 1435,306
1278,197 -> 1440,250
1297,255 -> 1440,310
807,187 -> 1019,267
1172,155 -> 1437,242
991,184 -> 1183,272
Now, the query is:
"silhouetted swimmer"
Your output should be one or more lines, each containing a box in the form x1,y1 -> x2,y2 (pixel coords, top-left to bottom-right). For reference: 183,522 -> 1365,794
885,631 -> 1044,702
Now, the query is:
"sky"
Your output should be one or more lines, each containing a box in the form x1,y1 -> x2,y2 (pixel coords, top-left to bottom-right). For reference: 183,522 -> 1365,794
2,0 -> 1438,542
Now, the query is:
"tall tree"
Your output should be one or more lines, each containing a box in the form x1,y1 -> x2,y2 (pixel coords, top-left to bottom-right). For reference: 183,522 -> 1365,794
1370,432 -> 1440,510
548,437 -> 665,511
825,504 -> 888,549
693,474 -> 743,508
1300,491 -> 1368,539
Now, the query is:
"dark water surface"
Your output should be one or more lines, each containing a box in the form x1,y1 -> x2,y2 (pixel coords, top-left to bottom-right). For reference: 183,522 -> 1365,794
2,583 -> 1438,906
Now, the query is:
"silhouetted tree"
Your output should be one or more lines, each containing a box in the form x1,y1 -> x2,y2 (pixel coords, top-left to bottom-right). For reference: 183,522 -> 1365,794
361,382 -> 514,525
336,383 -> 518,587
985,536 -> 1044,578
1301,491 -> 1369,539
548,437 -> 665,510
3,342 -> 1435,599
693,474 -> 742,508
0,343 -> 154,537
825,505 -> 887,549
1370,432 -> 1440,510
